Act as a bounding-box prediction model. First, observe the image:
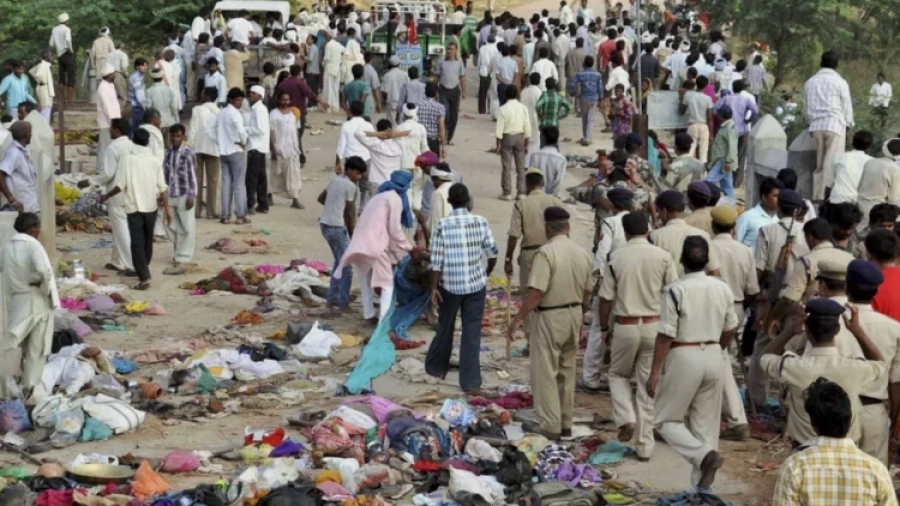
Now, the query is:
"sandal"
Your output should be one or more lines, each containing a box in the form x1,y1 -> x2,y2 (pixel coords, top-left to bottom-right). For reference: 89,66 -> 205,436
235,217 -> 251,224
220,217 -> 232,224
104,263 -> 121,272
133,282 -> 151,290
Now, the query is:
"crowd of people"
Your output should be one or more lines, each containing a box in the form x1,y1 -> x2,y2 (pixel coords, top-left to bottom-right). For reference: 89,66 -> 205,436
2,0 -> 900,501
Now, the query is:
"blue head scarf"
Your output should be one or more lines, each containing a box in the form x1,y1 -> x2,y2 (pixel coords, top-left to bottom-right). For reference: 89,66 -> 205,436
378,170 -> 414,228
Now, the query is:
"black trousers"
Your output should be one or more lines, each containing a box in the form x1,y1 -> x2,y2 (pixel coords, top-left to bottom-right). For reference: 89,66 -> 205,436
439,85 -> 461,142
425,287 -> 486,391
246,150 -> 269,211
127,211 -> 156,282
478,75 -> 491,114
427,138 -> 441,156
306,73 -> 321,95
497,83 -> 511,107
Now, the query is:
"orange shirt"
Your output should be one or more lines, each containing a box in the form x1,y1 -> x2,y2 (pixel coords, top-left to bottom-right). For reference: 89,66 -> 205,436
873,266 -> 900,323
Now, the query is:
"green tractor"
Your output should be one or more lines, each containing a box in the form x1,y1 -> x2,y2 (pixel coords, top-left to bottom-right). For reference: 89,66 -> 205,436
364,0 -> 463,76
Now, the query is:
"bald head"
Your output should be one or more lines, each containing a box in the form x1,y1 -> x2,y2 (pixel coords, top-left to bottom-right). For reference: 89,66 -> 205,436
9,121 -> 31,143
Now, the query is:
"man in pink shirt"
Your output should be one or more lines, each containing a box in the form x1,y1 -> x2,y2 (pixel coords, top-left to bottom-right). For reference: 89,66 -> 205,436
97,63 -> 121,174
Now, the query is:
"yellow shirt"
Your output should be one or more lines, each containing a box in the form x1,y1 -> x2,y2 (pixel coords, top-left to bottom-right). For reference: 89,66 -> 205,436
495,99 -> 531,139
773,437 -> 897,506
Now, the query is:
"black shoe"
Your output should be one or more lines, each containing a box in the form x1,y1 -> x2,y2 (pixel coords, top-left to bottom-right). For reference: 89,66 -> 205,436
120,270 -> 139,278
522,421 -> 561,440
561,428 -> 572,438
256,207 -> 269,214
698,450 -> 724,490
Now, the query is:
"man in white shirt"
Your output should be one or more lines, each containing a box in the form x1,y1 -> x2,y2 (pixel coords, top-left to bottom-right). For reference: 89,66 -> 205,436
662,39 -> 691,90
100,128 -> 170,289
520,73 -> 543,155
106,43 -> 130,107
0,122 -> 39,214
90,27 -> 115,82
827,130 -> 873,205
323,32 -> 344,113
395,104 -> 429,210
451,5 -> 466,24
552,28 -> 571,92
269,92 -> 303,209
335,101 -> 375,204
28,51 -> 55,123
355,119 -> 407,189
870,72 -> 892,127
531,47 -> 558,92
576,0 -> 594,24
245,85 -> 271,214
804,50 -> 854,201
226,10 -> 254,46
559,0 -> 575,26
191,8 -> 211,40
206,87 -> 250,224
478,35 -> 500,114
49,13 -> 74,105
189,87 -> 221,218
96,64 -> 121,175
606,53 -> 630,93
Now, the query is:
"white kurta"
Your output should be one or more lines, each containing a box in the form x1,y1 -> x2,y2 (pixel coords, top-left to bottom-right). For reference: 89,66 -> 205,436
341,39 -> 364,84
0,233 -> 59,393
28,61 -> 55,109
269,108 -> 302,199
323,40 -> 344,113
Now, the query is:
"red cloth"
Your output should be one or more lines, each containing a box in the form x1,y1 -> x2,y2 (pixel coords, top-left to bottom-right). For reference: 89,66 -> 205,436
873,267 -> 900,322
598,40 -> 617,68
467,391 -> 533,409
37,490 -> 75,506
412,460 -> 442,472
391,336 -> 426,350
408,19 -> 418,44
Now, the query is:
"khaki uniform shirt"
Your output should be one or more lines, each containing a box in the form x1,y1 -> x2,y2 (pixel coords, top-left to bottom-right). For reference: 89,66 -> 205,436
657,272 -> 739,343
711,233 -> 759,302
684,207 -> 713,236
649,218 -> 722,277
782,242 -> 854,302
507,189 -> 564,249
599,238 -> 678,317
755,217 -> 809,274
592,210 -> 628,276
529,235 -> 593,308
857,304 -> 900,400
762,347 -> 884,445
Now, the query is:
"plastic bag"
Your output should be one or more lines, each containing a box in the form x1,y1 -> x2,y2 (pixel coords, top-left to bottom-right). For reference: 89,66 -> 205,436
51,408 -> 85,447
131,460 -> 170,500
293,322 -> 342,358
0,399 -> 31,434
32,396 -> 74,428
439,399 -> 475,427
325,406 -> 376,430
112,358 -> 138,374
79,418 -> 113,442
90,374 -> 126,395
322,458 -> 359,494
160,451 -> 201,473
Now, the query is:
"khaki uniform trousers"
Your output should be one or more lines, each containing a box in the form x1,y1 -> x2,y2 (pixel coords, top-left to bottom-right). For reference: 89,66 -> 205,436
687,123 -> 710,164
609,321 -> 657,458
654,344 -> 723,489
530,306 -> 580,435
859,402 -> 889,464
811,130 -> 845,201
722,303 -> 748,429
519,248 -> 538,331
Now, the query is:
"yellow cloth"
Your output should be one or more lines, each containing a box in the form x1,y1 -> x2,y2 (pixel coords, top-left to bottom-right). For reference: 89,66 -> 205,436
339,334 -> 362,348
55,182 -> 81,205
316,470 -> 343,485
124,301 -> 149,314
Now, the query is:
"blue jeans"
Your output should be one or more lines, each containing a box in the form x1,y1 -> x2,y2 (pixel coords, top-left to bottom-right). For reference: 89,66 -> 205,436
425,287 -> 486,391
220,152 -> 247,219
130,105 -> 144,139
705,160 -> 735,198
321,223 -> 352,308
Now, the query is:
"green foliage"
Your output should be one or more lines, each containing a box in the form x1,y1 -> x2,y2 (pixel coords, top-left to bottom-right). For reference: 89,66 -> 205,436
0,0 -> 209,64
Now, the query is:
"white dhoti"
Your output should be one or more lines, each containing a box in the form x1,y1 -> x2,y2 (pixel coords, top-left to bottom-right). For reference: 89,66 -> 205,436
40,107 -> 52,123
108,203 -> 133,271
166,195 -> 196,264
97,128 -> 111,174
323,73 -> 341,114
269,154 -> 302,200
358,265 -> 393,321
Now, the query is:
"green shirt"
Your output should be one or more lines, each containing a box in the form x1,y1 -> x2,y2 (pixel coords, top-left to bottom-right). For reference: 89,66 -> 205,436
343,79 -> 371,117
710,118 -> 739,167
535,90 -> 572,128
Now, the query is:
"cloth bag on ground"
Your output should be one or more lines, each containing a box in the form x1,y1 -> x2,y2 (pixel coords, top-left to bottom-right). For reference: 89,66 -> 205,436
82,394 -> 145,433
525,482 -> 596,506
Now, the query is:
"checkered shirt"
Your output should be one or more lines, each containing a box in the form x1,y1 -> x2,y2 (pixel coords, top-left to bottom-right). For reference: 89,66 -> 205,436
773,437 -> 896,506
417,98 -> 446,140
803,68 -> 854,134
745,64 -> 767,94
535,90 -> 572,128
430,208 -> 499,295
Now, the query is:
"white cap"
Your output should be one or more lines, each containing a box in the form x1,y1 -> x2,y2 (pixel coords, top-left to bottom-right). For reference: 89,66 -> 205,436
431,168 -> 453,181
360,12 -> 370,20
389,55 -> 401,66
679,39 -> 691,51
640,32 -> 653,44
402,102 -> 417,119
281,53 -> 296,67
100,27 -> 110,36
58,13 -> 69,23
100,63 -> 115,77
250,85 -> 266,98
884,139 -> 900,159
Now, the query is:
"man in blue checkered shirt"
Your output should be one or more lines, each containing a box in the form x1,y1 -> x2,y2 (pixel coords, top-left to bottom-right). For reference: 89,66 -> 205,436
426,183 -> 499,392
567,55 -> 604,146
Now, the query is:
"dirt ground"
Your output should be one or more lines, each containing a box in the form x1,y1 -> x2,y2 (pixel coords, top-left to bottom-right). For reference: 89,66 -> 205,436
18,10 -> 783,505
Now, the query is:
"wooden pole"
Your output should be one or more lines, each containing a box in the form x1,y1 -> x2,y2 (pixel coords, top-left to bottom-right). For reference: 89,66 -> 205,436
58,89 -> 67,172
505,278 -> 512,360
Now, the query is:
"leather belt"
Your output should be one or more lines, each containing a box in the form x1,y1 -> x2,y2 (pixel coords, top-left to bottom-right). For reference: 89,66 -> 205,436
860,396 -> 884,406
521,245 -> 541,251
670,341 -> 719,348
537,302 -> 581,312
615,315 -> 660,325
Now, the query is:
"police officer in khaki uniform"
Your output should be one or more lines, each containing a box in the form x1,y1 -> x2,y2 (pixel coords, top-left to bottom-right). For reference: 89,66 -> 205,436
509,207 -> 593,439
649,190 -> 721,277
844,259 -> 900,464
809,257 -> 862,359
504,168 -> 565,299
684,181 -> 714,236
598,211 -> 678,459
761,298 -> 885,448
747,189 -> 809,410
581,187 -> 634,394
648,236 -> 739,490
765,218 -> 853,331
710,205 -> 758,441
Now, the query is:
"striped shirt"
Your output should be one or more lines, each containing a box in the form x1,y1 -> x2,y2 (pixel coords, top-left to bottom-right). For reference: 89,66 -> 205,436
745,64 -> 767,94
804,68 -> 854,134
129,71 -> 146,108
430,208 -> 499,295
163,145 -> 198,199
773,437 -> 896,506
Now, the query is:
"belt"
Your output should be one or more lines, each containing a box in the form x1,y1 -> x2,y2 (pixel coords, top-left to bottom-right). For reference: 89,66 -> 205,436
521,245 -> 541,251
670,341 -> 719,348
860,396 -> 884,406
536,302 -> 581,312
615,315 -> 660,325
